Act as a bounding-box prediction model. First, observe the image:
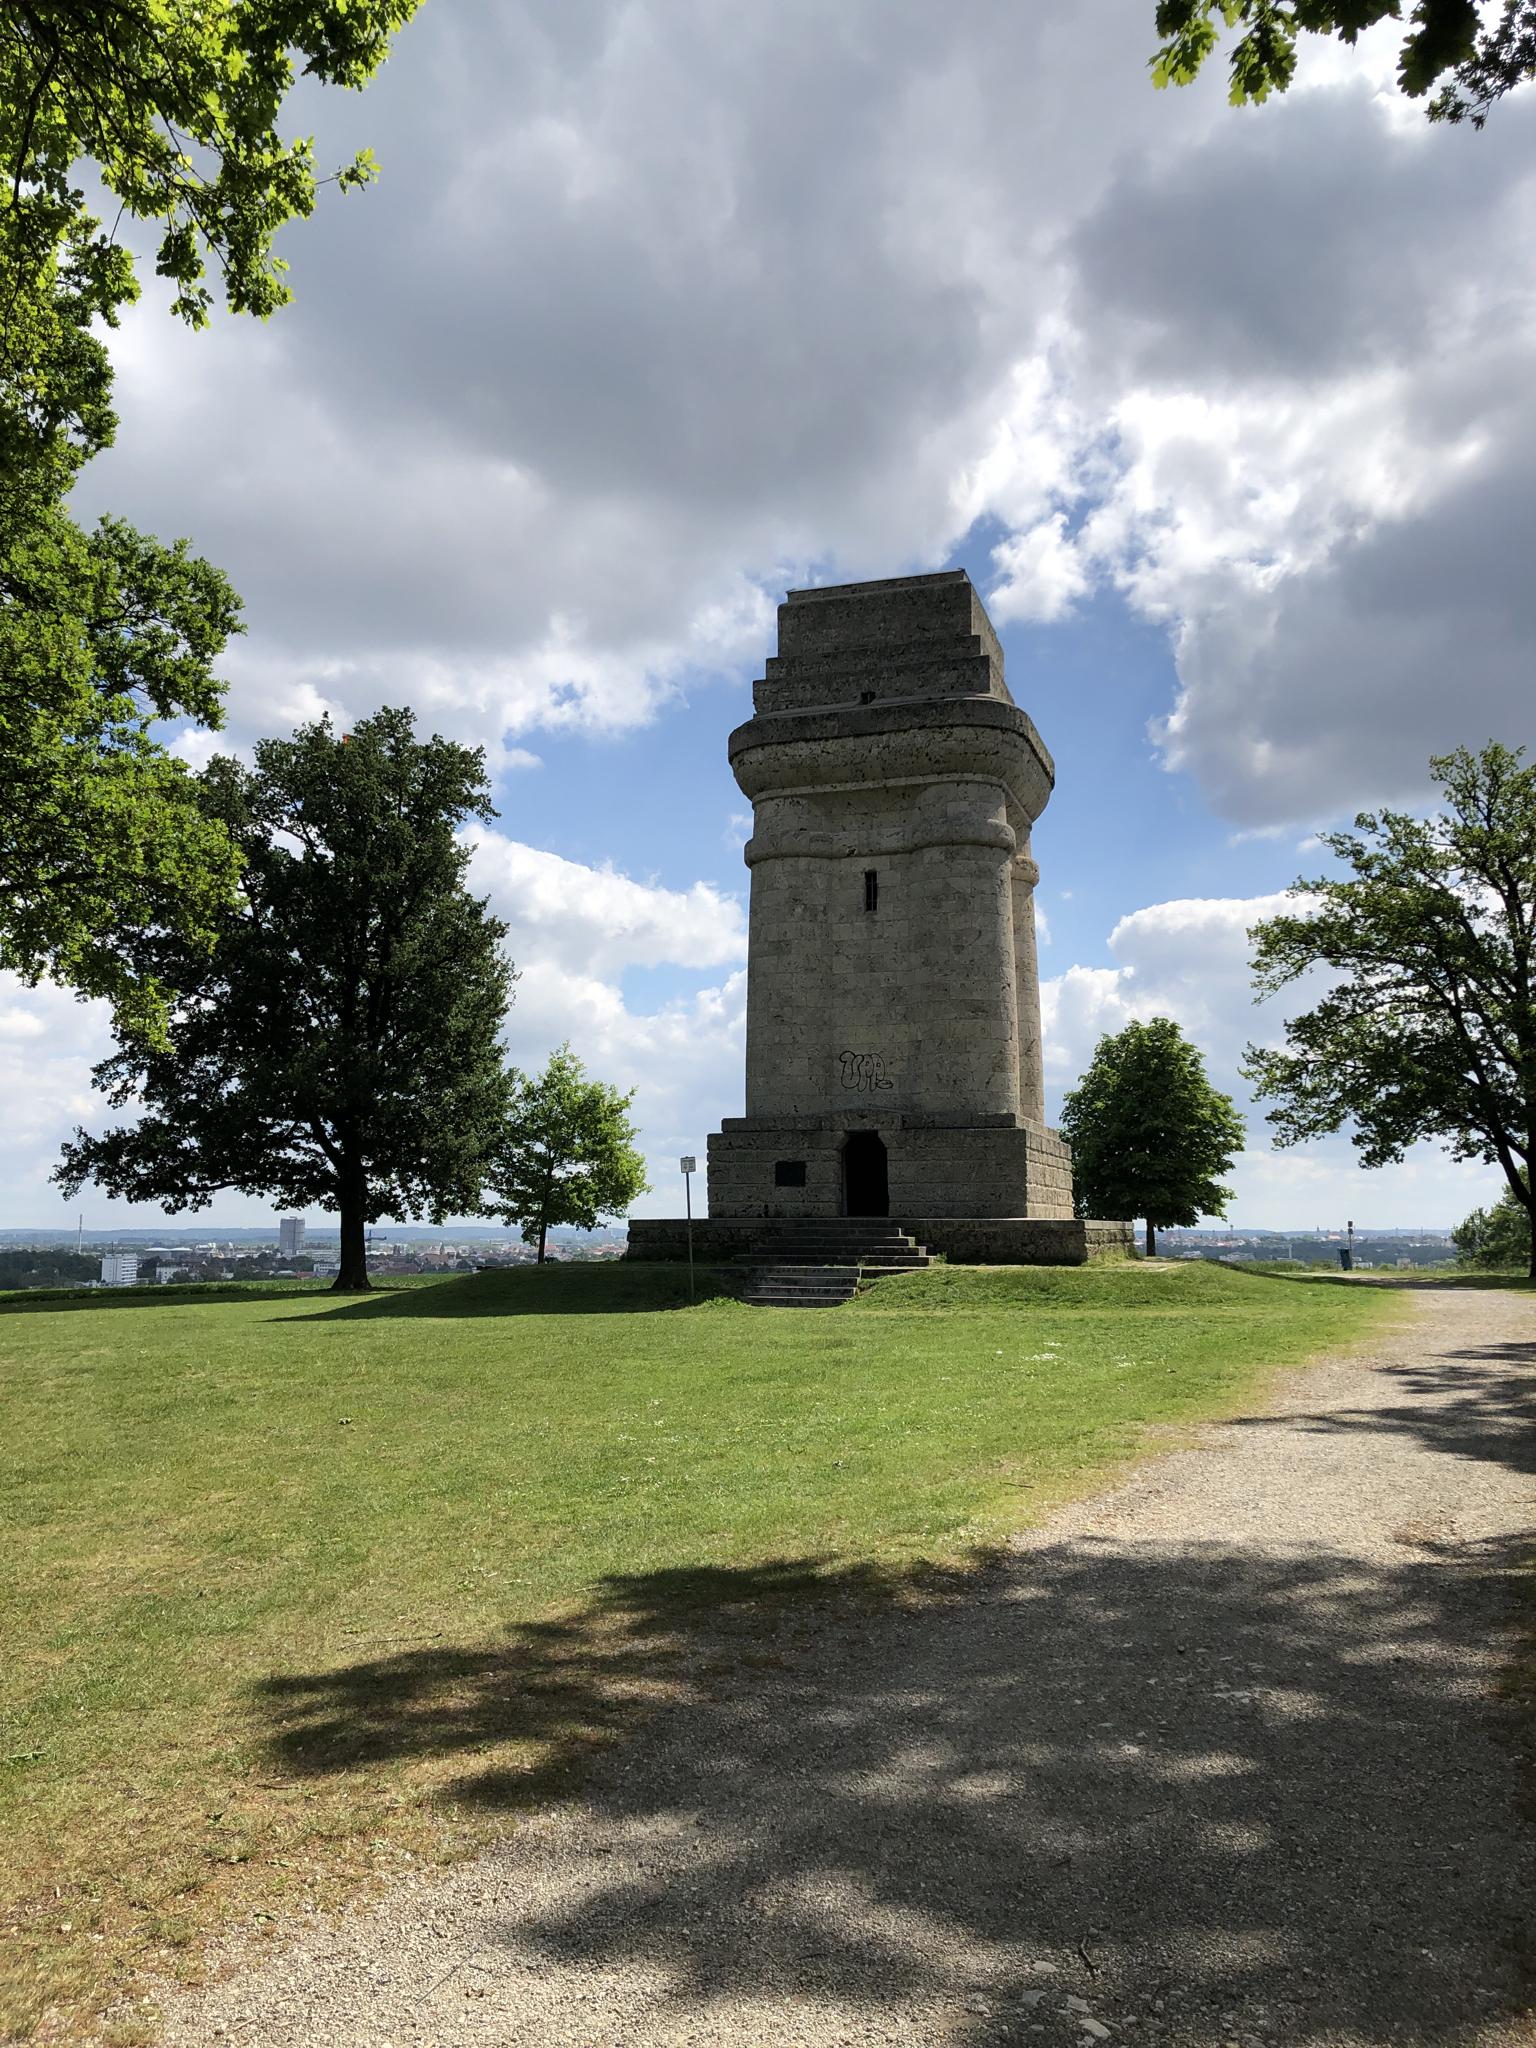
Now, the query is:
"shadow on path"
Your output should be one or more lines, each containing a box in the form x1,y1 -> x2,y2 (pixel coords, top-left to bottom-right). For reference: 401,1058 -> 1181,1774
256,1519 -> 1536,2043
1230,1338 -> 1536,1480
247,1293 -> 1536,2044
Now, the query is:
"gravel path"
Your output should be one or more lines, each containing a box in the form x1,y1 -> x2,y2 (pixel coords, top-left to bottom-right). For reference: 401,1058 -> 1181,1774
159,1287 -> 1536,2048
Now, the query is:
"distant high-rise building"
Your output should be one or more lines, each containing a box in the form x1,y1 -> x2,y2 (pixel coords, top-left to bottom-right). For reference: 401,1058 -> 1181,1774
100,1253 -> 139,1286
278,1216 -> 305,1258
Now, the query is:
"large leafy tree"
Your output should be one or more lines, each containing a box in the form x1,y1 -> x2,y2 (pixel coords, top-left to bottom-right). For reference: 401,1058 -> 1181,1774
1248,743 -> 1536,1279
1,0 -> 420,1031
1151,0 -> 1535,125
1061,1017 -> 1245,1256
482,1046 -> 649,1265
57,710 -> 515,1291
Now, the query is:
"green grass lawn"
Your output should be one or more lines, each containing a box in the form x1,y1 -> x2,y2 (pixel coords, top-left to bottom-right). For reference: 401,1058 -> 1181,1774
1242,1260 -> 1536,1290
0,1259 -> 1398,2043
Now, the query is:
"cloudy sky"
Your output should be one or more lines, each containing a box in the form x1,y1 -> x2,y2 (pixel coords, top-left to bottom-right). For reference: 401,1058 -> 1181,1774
10,0 -> 1533,1232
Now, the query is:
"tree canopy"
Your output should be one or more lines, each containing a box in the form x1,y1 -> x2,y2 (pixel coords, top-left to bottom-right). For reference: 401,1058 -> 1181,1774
1,0 -> 419,1032
1247,743 -> 1536,1278
1060,1016 -> 1245,1256
1151,0 -> 1536,124
3,0 -> 422,529
56,710 -> 515,1290
482,1047 -> 649,1265
1452,1189 -> 1531,1271
3,0 -> 420,332
0,505 -> 245,1044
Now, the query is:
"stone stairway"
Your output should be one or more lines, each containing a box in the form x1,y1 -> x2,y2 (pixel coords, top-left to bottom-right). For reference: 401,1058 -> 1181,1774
737,1220 -> 933,1308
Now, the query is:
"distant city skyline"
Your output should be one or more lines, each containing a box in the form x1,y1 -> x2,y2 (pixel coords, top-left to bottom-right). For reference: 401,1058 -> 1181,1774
0,1216 -> 1463,1242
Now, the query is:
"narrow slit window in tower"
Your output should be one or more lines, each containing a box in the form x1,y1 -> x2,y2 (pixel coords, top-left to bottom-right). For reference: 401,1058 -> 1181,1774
864,869 -> 878,914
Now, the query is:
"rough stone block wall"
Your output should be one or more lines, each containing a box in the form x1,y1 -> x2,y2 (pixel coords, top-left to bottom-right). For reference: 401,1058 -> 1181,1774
707,1123 -> 846,1220
765,572 -> 1006,701
743,800 -> 1025,1126
905,1218 -> 1135,1264
624,1215 -> 1135,1266
886,1125 -> 1071,1221
1022,1125 -> 1076,1216
625,1218 -> 758,1262
705,1116 -> 1077,1222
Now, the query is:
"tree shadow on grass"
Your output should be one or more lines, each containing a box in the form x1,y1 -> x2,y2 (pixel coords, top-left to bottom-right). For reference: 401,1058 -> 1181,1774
1222,1264 -> 1536,1293
283,1264 -> 744,1321
0,1280 -> 333,1315
254,1522 -> 1536,2044
0,1265 -> 740,1321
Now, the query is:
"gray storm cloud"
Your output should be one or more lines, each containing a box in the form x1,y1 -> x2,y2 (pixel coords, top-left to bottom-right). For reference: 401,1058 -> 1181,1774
69,1 -> 1535,821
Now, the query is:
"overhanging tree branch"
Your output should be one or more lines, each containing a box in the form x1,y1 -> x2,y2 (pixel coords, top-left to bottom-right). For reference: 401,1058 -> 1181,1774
1247,743 -> 1536,1276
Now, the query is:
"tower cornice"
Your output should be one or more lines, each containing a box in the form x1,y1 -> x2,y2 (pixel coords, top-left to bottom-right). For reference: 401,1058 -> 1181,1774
727,693 -> 1055,819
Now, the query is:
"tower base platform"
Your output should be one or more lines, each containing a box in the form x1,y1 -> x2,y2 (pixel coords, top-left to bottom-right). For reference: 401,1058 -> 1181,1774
624,1216 -> 1134,1266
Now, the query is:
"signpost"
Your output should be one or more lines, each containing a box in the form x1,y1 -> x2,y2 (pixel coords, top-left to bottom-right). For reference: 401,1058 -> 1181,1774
680,1156 -> 697,1302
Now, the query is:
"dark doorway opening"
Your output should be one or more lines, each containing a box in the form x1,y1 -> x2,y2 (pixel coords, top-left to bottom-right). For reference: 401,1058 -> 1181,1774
842,1132 -> 889,1217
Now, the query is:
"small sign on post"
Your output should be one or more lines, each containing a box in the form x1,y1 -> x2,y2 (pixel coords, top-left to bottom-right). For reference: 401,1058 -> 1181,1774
680,1156 -> 697,1301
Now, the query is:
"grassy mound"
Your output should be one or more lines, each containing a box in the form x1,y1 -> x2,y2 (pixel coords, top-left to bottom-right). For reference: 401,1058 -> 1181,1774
0,1260 -> 1398,2041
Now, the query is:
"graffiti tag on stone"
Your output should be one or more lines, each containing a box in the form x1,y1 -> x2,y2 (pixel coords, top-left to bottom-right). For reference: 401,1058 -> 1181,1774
839,1050 -> 894,1092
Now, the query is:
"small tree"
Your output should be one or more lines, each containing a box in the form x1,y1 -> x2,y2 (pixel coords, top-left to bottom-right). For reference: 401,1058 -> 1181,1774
1247,744 -> 1536,1282
1061,1017 -> 1245,1256
56,709 -> 515,1290
1452,1191 -> 1532,1271
483,1047 -> 649,1264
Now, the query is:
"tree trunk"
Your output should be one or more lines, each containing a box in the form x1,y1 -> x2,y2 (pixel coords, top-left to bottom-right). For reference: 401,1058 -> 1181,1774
537,1212 -> 548,1265
1145,1219 -> 1157,1258
334,1170 -> 372,1291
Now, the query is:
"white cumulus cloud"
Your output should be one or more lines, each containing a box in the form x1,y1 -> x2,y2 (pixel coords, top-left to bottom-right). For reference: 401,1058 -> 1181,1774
1041,893 -> 1505,1227
0,841 -> 748,1227
465,829 -> 745,975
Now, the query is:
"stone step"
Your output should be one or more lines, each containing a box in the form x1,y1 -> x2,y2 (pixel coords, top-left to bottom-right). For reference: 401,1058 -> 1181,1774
745,1236 -> 925,1253
745,1253 -> 868,1269
745,1238 -> 918,1250
750,1217 -> 911,1231
742,1289 -> 857,1308
744,1248 -> 930,1267
742,1234 -> 922,1252
752,1221 -> 910,1235
745,1281 -> 858,1296
739,1248 -> 936,1307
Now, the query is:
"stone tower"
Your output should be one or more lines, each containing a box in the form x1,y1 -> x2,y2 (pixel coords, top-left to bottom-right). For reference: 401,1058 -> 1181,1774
706,570 -> 1074,1222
